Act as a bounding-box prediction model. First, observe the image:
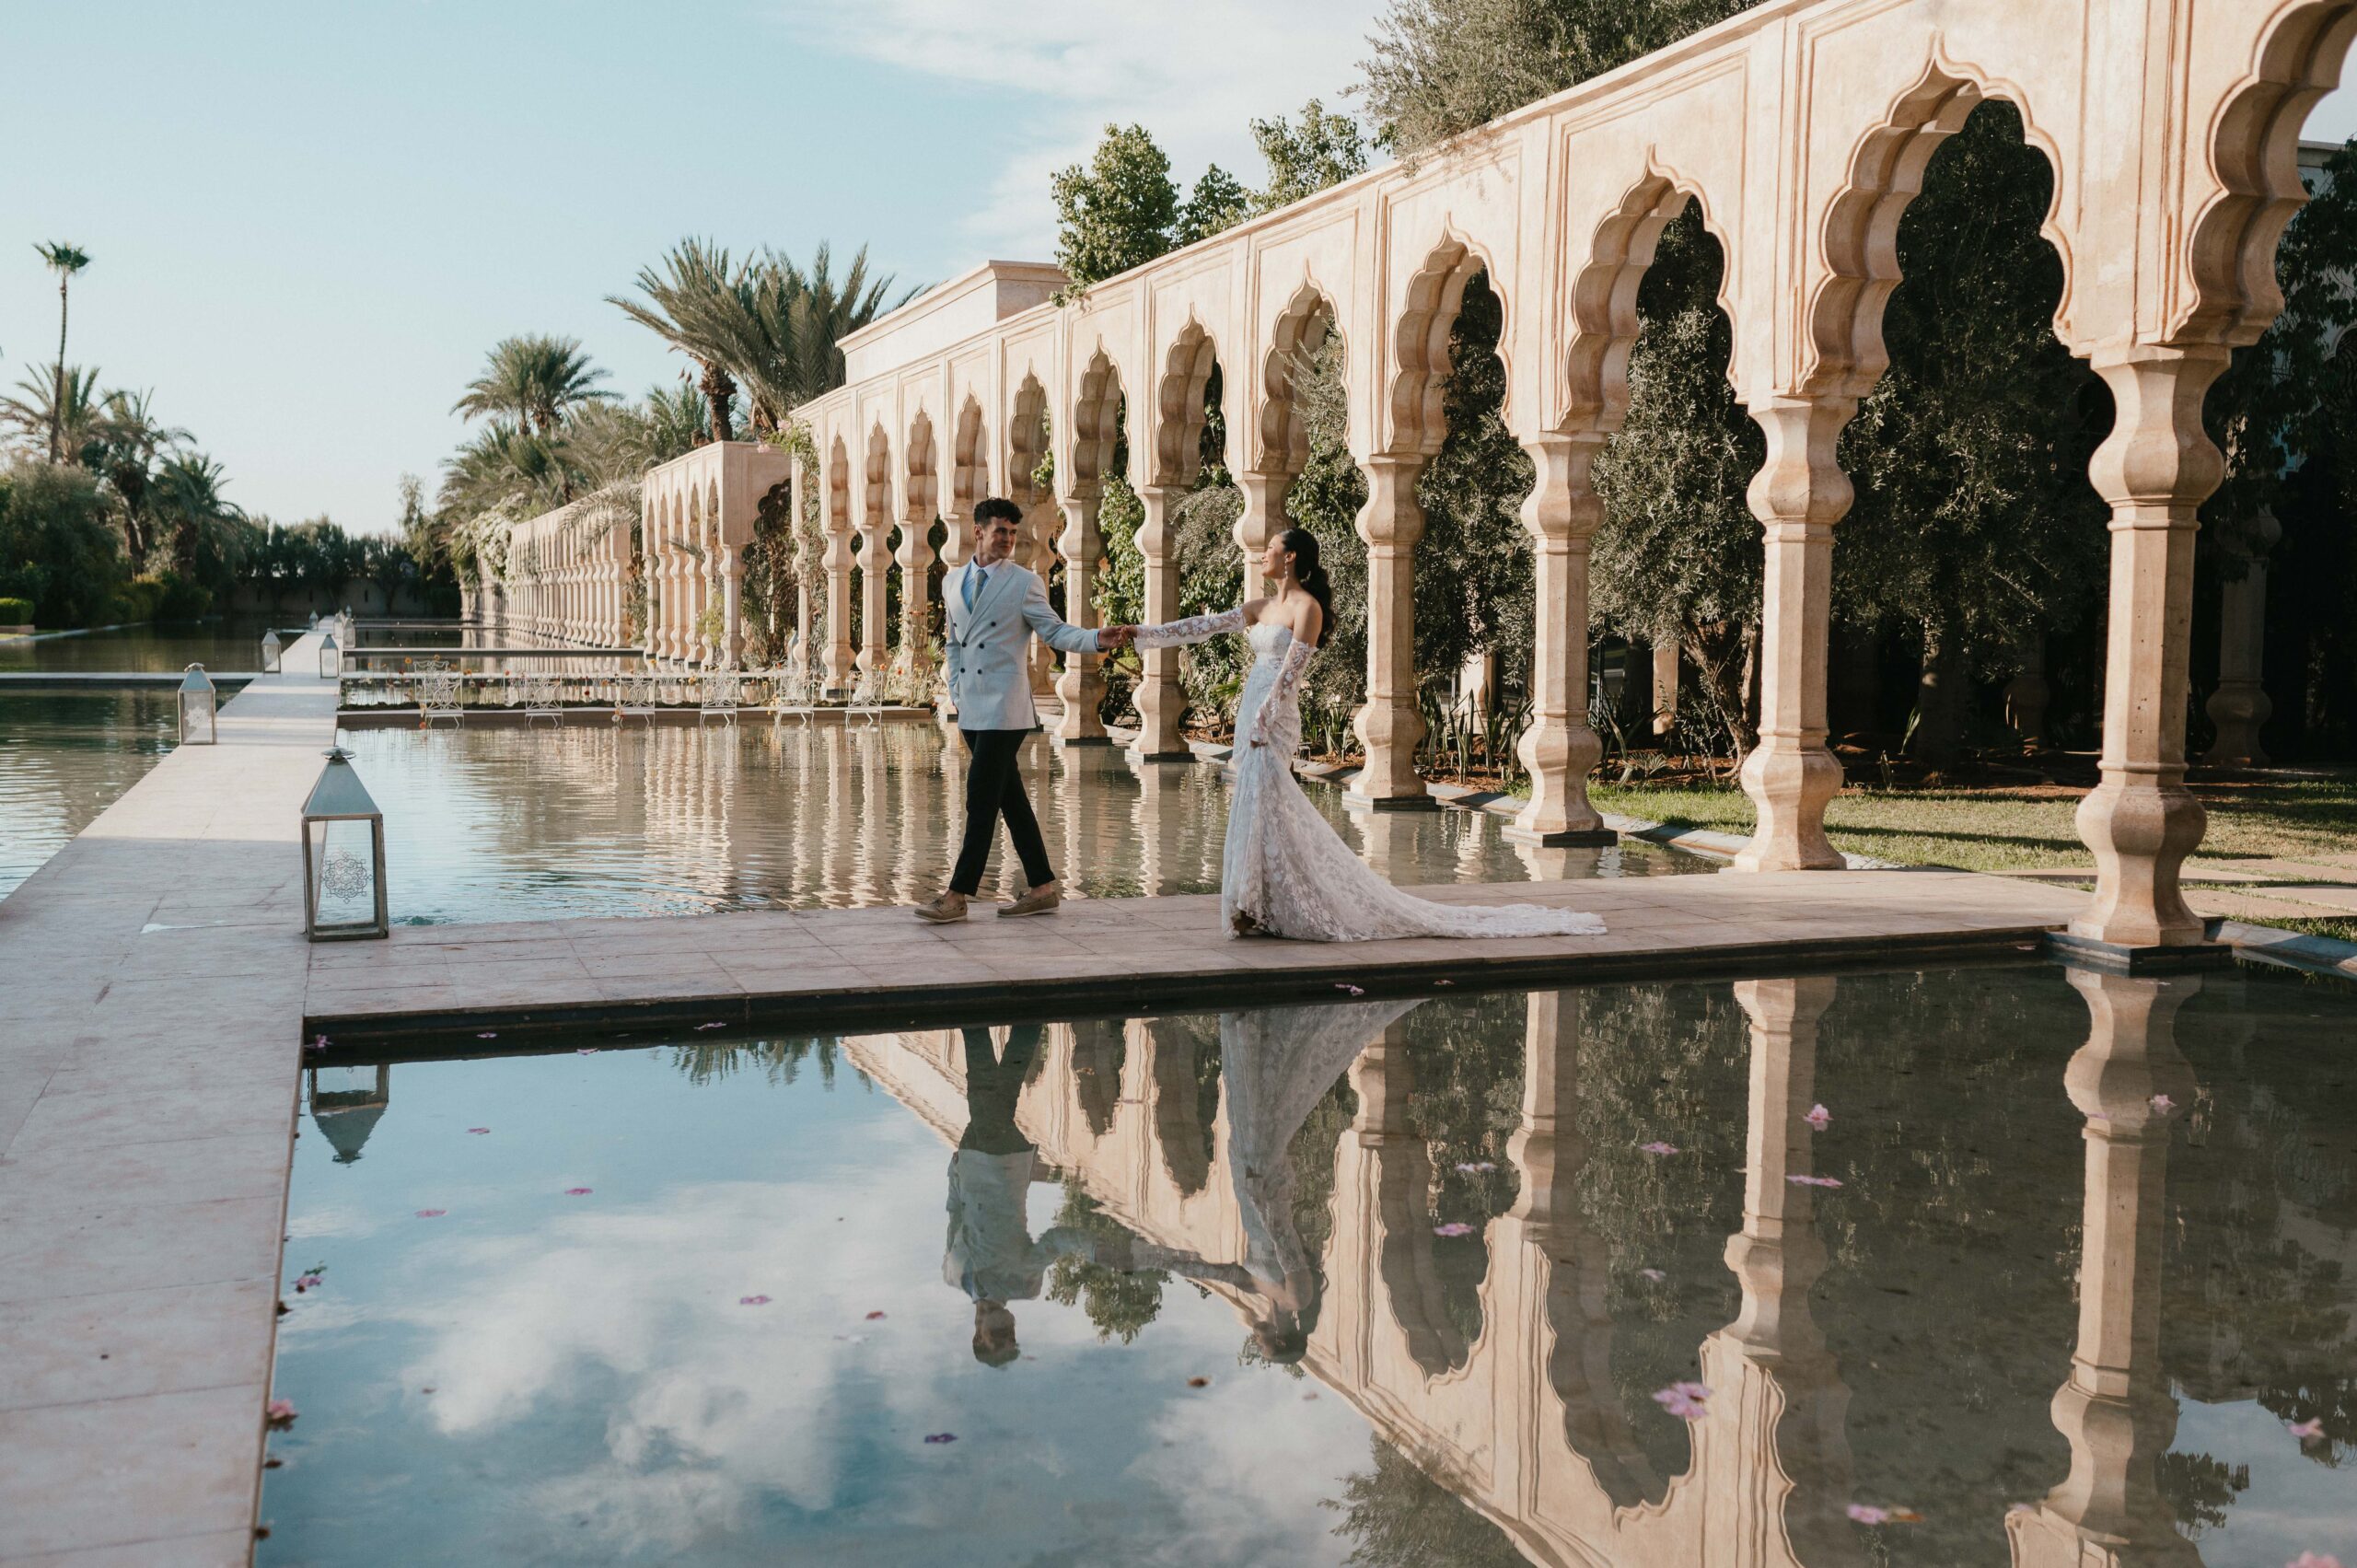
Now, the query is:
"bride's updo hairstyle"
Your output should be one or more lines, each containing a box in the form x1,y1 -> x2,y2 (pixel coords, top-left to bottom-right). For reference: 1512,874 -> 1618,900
1274,527 -> 1334,646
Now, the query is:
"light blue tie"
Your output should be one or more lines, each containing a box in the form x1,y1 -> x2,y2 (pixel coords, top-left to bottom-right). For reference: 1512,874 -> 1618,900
964,564 -> 983,612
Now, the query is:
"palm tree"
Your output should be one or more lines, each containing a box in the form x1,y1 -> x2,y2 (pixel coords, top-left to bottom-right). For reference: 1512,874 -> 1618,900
1,364 -> 108,462
33,242 -> 91,461
91,389 -> 191,568
775,242 -> 916,405
436,417 -> 576,519
566,377 -> 711,485
452,334 -> 614,436
154,452 -> 244,578
608,238 -> 748,442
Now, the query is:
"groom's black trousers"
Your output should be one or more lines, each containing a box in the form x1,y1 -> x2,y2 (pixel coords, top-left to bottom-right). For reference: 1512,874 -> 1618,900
950,728 -> 1054,897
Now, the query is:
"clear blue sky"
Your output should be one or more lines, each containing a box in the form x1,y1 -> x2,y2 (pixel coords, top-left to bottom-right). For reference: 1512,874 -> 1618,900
3,2 -> 2351,537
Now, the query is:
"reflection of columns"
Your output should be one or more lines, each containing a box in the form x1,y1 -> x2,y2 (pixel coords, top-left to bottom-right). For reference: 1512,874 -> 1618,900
2202,507 -> 2279,767
1734,397 -> 1852,872
1350,454 -> 1432,808
1512,432 -> 1612,845
1055,483 -> 1109,742
2072,347 -> 2229,951
1132,482 -> 1189,758
2008,970 -> 2201,1568
822,518 -> 853,695
1652,642 -> 1679,738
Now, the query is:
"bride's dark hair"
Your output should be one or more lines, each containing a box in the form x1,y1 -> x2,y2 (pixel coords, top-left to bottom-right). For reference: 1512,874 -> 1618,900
1273,527 -> 1333,647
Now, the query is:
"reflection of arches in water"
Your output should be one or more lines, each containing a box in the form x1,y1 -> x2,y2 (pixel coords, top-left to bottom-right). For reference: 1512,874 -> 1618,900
1149,1015 -> 1219,1196
1068,1018 -> 1125,1138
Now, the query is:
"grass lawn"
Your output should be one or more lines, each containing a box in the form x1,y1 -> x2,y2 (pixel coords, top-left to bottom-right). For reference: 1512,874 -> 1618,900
1586,775 -> 2357,875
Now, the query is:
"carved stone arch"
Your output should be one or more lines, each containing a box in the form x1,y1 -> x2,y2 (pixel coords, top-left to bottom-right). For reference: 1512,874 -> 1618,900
1374,1139 -> 1474,1376
951,395 -> 990,513
1561,159 -> 1742,434
862,423 -> 892,526
1008,374 -> 1051,505
1068,348 -> 1127,490
825,435 -> 852,530
1385,226 -> 1508,458
1255,279 -> 1343,477
702,478 -> 721,552
905,407 -> 938,520
2187,1 -> 2357,346
1152,317 -> 1222,487
1805,53 -> 2073,400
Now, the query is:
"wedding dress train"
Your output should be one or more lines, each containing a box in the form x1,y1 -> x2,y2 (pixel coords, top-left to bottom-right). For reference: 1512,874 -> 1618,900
1134,610 -> 1606,942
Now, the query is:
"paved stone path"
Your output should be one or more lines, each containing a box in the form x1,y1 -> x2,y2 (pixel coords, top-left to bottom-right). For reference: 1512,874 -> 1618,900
0,635 -> 337,1566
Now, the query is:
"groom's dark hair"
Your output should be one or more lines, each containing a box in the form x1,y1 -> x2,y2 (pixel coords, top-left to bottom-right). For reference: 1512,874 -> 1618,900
973,496 -> 1023,528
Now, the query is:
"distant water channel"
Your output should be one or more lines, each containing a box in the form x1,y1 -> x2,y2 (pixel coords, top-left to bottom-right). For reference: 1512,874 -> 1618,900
260,963 -> 2357,1566
338,719 -> 1707,925
0,615 -> 287,673
0,689 -> 177,898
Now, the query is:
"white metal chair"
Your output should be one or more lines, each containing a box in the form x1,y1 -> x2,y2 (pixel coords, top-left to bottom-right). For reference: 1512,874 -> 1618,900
521,671 -> 565,726
698,664 -> 740,727
613,668 -> 661,726
417,669 -> 465,729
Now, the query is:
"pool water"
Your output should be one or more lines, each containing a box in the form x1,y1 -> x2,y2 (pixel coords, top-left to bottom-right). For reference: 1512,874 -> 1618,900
0,690 -> 177,898
338,719 -> 1706,925
261,962 -> 2357,1567
0,615 -> 288,672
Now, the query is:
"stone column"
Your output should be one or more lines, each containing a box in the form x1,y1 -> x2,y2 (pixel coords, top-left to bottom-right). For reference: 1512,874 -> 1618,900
1132,482 -> 1190,759
822,520 -> 854,697
1019,497 -> 1060,709
1733,397 -> 1853,872
2071,347 -> 2229,952
855,517 -> 888,682
2203,507 -> 2279,766
1651,642 -> 1679,738
2008,970 -> 2201,1568
1234,469 -> 1289,593
1349,454 -> 1432,808
936,505 -> 970,721
898,509 -> 937,668
1510,433 -> 1612,845
1054,483 -> 1109,742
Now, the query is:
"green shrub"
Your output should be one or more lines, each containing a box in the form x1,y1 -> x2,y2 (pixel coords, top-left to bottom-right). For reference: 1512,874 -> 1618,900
0,461 -> 124,626
108,578 -> 164,624
0,595 -> 31,625
151,572 -> 213,621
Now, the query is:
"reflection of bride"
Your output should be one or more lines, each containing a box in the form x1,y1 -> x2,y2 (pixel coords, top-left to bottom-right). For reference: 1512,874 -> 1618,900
1132,999 -> 1422,1362
1132,528 -> 1605,942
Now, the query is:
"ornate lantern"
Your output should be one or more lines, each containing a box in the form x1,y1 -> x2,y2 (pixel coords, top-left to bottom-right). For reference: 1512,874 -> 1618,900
319,631 -> 340,679
300,747 -> 388,941
261,629 -> 283,674
177,663 -> 218,745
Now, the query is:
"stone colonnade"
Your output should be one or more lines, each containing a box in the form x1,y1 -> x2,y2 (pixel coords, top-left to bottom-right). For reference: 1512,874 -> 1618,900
842,958 -> 2204,1568
484,491 -> 637,647
773,0 -> 2351,956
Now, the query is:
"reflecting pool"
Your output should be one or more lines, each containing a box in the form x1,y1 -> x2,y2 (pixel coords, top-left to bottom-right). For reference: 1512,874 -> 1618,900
337,719 -> 1707,925
0,615 -> 287,672
0,690 -> 177,898
260,962 -> 2357,1566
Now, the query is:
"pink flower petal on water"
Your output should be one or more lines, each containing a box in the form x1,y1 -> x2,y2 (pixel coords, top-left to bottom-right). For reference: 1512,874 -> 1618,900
2286,1417 -> 2326,1438
1433,1222 -> 1475,1237
738,1294 -> 772,1307
1640,1141 -> 1678,1156
265,1399 -> 297,1424
1454,1161 -> 1496,1173
1336,984 -> 1365,996
1788,1174 -> 1845,1189
923,1432 -> 958,1444
2289,1554 -> 2345,1568
1805,1103 -> 1830,1130
865,1310 -> 887,1320
576,1048 -> 599,1056
414,1209 -> 447,1218
310,1034 -> 329,1050
1847,1504 -> 1889,1526
294,1272 -> 322,1292
695,1021 -> 725,1031
1639,1268 -> 1667,1283
2150,1094 -> 2176,1113
466,1127 -> 490,1135
475,1031 -> 497,1040
564,1187 -> 593,1196
1650,1381 -> 1711,1420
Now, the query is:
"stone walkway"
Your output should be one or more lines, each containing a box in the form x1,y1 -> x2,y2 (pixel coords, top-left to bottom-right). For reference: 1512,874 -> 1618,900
0,635 -> 338,1566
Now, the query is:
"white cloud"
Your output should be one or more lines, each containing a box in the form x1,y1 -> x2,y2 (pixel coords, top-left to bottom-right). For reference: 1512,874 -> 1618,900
779,0 -> 1386,253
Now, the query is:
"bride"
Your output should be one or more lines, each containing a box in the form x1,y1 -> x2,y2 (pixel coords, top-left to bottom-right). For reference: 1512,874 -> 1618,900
1128,528 -> 1605,942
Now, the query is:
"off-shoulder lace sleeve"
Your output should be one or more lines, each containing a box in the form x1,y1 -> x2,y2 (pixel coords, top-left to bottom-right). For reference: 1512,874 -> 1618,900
1134,606 -> 1246,649
1271,636 -> 1316,700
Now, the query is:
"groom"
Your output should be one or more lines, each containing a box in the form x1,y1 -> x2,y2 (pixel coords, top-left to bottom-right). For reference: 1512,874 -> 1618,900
915,496 -> 1133,923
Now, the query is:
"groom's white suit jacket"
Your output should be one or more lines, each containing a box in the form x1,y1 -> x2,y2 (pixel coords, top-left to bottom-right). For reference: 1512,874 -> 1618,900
940,559 -> 1101,733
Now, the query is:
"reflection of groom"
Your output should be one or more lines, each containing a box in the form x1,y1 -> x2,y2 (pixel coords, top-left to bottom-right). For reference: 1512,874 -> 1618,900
944,1025 -> 1116,1365
914,497 -> 1133,923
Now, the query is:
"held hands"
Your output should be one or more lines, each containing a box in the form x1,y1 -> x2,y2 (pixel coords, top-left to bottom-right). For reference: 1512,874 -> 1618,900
1098,625 -> 1138,649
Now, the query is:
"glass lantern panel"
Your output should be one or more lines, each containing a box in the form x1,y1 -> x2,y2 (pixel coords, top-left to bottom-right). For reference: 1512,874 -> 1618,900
309,818 -> 380,933
309,1064 -> 379,1099
179,690 -> 216,744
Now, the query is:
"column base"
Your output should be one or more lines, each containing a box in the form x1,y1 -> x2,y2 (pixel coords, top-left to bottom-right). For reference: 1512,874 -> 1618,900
1128,746 -> 1198,762
1344,791 -> 1440,813
2045,926 -> 2234,975
1054,734 -> 1118,748
1503,825 -> 1619,847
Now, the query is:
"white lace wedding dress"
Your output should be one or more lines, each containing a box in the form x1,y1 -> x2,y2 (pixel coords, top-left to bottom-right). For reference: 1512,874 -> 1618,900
1135,610 -> 1607,941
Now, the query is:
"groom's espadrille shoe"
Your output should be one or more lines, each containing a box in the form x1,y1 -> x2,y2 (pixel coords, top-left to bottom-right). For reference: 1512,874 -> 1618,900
998,880 -> 1062,918
913,891 -> 969,923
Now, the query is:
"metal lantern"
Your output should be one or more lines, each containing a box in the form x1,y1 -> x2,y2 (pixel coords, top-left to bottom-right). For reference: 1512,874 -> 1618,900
308,610 -> 319,629
261,629 -> 283,673
300,747 -> 389,941
319,632 -> 340,679
177,663 -> 218,745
